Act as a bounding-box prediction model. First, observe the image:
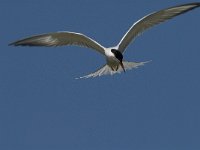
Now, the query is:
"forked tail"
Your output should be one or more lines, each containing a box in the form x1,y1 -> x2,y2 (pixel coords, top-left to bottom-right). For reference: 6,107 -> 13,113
76,60 -> 151,79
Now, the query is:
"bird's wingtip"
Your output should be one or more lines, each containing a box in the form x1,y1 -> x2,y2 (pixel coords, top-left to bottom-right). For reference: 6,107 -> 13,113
8,42 -> 14,46
8,41 -> 20,46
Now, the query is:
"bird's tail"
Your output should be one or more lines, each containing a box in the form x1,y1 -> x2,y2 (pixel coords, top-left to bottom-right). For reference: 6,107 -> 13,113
76,60 -> 151,79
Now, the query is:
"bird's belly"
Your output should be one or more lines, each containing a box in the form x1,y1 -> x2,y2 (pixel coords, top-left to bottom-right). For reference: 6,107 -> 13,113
106,57 -> 119,71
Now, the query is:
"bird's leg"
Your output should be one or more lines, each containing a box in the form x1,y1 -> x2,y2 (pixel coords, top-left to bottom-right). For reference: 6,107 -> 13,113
116,65 -> 119,71
110,66 -> 114,71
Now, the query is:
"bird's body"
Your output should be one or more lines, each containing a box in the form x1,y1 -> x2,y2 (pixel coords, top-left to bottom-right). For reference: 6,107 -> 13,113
106,54 -> 119,71
10,2 -> 200,79
105,48 -> 123,71
105,48 -> 117,66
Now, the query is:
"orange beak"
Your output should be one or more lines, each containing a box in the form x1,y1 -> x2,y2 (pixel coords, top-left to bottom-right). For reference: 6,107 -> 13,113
120,61 -> 125,73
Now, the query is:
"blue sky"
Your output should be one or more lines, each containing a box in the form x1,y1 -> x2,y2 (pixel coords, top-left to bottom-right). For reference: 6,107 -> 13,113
1,0 -> 200,149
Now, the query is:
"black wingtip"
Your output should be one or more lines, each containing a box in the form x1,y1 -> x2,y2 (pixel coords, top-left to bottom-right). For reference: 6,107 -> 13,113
191,2 -> 200,7
185,2 -> 200,8
183,2 -> 200,6
8,42 -> 15,46
8,41 -> 34,47
193,2 -> 200,6
8,40 -> 21,46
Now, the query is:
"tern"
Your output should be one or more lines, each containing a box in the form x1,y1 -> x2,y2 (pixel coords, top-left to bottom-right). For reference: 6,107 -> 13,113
10,2 -> 200,79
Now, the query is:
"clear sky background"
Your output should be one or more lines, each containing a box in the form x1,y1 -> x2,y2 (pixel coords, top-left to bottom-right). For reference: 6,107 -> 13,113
1,0 -> 200,150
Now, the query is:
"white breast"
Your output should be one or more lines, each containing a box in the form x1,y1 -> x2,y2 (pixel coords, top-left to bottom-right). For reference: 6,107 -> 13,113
104,48 -> 119,68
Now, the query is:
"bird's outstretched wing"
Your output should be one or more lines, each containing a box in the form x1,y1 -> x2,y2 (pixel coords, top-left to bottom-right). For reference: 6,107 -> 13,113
9,32 -> 105,55
117,2 -> 200,53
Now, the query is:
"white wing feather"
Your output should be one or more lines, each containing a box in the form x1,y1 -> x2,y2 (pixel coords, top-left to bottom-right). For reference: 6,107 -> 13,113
10,31 -> 105,55
118,3 -> 200,53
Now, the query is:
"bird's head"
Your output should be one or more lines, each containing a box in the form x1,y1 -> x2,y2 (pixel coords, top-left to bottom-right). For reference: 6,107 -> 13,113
111,49 -> 125,72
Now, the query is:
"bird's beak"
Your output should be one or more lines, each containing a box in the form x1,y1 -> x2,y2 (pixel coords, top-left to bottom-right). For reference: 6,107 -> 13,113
120,61 -> 125,73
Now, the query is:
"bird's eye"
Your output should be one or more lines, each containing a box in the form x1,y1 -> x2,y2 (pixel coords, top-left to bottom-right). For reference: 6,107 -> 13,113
111,49 -> 116,53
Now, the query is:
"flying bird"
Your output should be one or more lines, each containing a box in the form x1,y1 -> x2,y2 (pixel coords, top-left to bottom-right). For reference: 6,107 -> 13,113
10,2 -> 200,79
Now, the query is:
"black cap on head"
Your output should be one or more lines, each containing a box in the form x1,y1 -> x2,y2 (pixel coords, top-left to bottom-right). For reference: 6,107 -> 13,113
111,49 -> 125,72
111,49 -> 123,62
